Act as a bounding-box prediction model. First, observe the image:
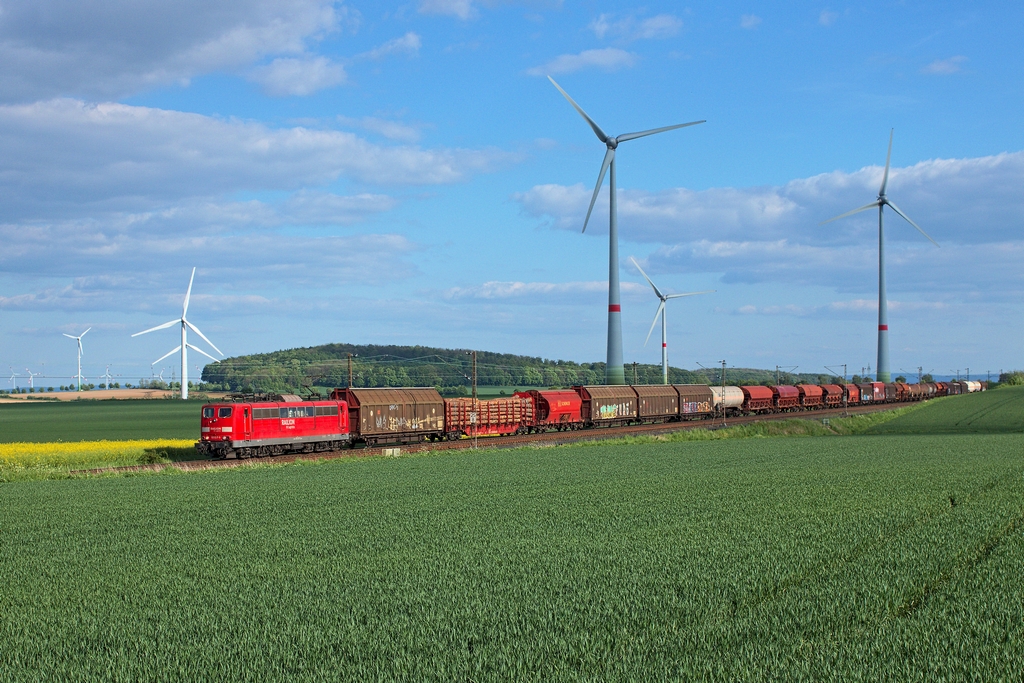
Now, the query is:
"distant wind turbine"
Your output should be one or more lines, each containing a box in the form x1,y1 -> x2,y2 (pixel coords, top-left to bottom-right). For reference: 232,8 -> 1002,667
548,76 -> 704,385
630,258 -> 714,385
62,328 -> 91,391
821,130 -> 938,383
133,268 -> 222,400
25,369 -> 40,389
8,368 -> 18,390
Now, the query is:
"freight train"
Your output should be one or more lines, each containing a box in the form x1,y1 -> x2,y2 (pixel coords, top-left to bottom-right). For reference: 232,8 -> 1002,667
196,380 -> 984,459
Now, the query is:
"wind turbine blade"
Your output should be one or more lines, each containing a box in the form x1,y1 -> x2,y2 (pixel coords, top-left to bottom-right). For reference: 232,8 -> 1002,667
665,290 -> 716,299
182,267 -> 196,317
184,320 -> 223,356
820,201 -> 881,224
582,147 -> 614,233
62,333 -> 76,339
132,319 -> 180,337
78,340 -> 83,355
80,327 -> 91,337
629,256 -> 665,299
152,346 -> 181,366
886,200 -> 939,247
547,76 -> 609,143
645,301 -> 665,347
616,120 -> 705,143
880,129 -> 893,196
185,343 -> 219,362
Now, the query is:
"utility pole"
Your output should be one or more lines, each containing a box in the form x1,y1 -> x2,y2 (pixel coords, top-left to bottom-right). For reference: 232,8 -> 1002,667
470,351 -> 478,449
826,364 -> 848,416
347,353 -> 356,388
632,362 -> 638,385
471,351 -> 477,401
720,360 -> 727,427
966,368 -> 970,381
843,363 -> 848,416
776,365 -> 797,386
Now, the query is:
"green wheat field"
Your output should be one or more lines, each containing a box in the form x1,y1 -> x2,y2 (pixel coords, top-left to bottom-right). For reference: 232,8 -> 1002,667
0,389 -> 1022,680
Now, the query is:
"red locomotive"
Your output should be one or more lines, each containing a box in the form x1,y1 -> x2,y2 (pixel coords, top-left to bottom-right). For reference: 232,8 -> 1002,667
196,395 -> 349,459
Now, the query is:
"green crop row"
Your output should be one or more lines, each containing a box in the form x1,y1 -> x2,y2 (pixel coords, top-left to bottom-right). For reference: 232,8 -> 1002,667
1,433 -> 1022,680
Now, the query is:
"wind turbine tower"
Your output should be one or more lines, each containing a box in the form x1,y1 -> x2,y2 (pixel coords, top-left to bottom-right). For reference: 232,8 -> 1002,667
133,268 -> 222,400
548,76 -> 704,385
62,328 -> 91,391
822,130 -> 938,383
630,258 -> 714,384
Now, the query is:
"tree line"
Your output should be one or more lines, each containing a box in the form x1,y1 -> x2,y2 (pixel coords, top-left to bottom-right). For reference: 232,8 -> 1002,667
199,343 -> 853,394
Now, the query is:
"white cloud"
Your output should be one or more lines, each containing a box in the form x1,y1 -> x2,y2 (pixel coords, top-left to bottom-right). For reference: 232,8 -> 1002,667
589,13 -> 682,41
0,99 -> 520,219
0,0 -> 353,102
418,0 -> 476,20
517,151 -> 1024,247
336,115 -> 423,142
819,10 -> 838,27
740,14 -> 762,29
0,232 -> 421,312
516,151 -> 1024,297
359,32 -> 422,60
444,280 -> 647,304
922,56 -> 968,75
282,191 -> 398,224
250,56 -> 346,96
526,48 -> 637,76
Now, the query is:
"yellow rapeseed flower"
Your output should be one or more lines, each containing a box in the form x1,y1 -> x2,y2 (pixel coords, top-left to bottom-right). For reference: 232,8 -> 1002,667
0,439 -> 195,468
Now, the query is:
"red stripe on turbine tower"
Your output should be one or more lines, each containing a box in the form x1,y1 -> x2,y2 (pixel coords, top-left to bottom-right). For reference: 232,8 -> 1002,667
609,304 -> 621,312
663,343 -> 667,348
879,325 -> 888,331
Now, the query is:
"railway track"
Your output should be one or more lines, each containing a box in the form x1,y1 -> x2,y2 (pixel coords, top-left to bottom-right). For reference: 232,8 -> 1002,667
74,401 -> 907,476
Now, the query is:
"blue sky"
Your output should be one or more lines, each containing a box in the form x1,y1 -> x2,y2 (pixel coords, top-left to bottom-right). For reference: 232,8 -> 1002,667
1,0 -> 1022,387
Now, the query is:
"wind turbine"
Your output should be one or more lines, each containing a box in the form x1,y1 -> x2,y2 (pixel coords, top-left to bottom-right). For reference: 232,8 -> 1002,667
62,328 -> 90,391
8,368 -> 18,391
821,130 -> 938,383
132,268 -> 221,400
25,369 -> 40,389
548,76 -> 704,385
103,365 -> 113,389
630,257 -> 714,384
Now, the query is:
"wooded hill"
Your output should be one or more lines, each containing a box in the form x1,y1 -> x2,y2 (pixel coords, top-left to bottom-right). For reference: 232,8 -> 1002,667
199,343 -> 845,395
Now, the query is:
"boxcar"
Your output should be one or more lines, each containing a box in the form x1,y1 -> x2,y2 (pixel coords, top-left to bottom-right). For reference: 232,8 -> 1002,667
710,386 -> 744,415
634,385 -> 679,422
674,385 -> 714,419
893,382 -> 910,402
884,383 -> 898,402
575,385 -> 638,426
330,387 -> 445,446
515,390 -> 583,431
772,385 -> 800,411
845,383 -> 861,405
821,384 -> 844,407
740,386 -> 774,413
445,397 -> 533,439
797,384 -> 824,408
197,398 -> 350,459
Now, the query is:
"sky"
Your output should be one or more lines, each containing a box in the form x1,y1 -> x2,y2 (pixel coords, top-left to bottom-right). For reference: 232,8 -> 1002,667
1,0 -> 1022,387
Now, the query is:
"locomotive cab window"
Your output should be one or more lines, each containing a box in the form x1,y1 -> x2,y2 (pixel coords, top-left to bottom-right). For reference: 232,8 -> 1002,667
203,408 -> 214,418
218,407 -> 232,418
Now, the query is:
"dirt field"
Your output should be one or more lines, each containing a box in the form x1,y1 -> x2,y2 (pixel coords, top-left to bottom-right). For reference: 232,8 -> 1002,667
0,389 -> 228,403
